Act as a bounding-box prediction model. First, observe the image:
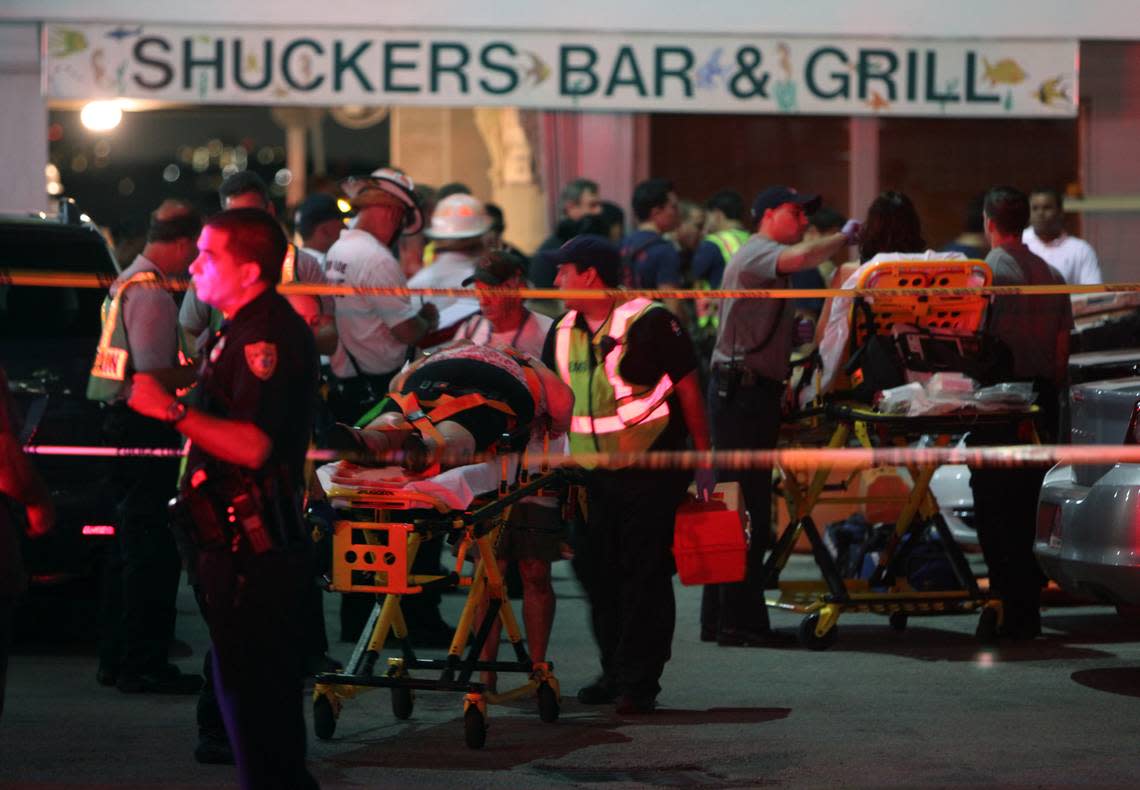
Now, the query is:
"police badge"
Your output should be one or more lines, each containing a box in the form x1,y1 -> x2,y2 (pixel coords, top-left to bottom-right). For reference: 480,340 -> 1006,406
244,341 -> 277,381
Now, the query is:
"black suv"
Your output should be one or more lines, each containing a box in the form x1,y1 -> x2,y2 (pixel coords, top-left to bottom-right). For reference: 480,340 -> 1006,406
1,212 -> 121,585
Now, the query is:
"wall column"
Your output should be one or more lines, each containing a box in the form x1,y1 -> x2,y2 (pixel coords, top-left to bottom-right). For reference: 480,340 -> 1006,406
1076,41 -> 1140,282
848,116 -> 879,221
0,23 -> 48,213
540,111 -> 648,235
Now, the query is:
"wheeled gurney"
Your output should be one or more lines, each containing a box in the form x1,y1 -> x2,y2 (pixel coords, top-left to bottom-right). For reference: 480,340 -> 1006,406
310,453 -> 565,749
767,257 -> 1039,648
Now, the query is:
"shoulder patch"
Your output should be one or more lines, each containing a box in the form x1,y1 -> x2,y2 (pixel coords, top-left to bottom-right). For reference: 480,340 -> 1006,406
243,341 -> 277,381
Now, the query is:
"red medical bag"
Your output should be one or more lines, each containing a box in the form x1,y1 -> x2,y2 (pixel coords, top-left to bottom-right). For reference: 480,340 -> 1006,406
673,482 -> 748,585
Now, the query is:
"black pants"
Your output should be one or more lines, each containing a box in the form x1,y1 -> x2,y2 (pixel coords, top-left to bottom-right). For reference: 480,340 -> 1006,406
968,418 -> 1050,631
97,410 -> 182,678
197,547 -> 318,790
701,371 -> 783,636
968,385 -> 1055,632
580,469 -> 688,699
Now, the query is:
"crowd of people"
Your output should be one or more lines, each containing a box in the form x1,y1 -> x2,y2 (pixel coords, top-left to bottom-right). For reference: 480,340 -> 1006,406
0,162 -> 1098,788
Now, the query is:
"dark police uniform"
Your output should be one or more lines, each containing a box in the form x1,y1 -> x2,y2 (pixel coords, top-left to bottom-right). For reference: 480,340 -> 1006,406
543,306 -> 696,708
186,288 -> 319,789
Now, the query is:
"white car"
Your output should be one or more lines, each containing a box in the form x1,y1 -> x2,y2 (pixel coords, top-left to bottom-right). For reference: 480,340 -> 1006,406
1035,377 -> 1140,611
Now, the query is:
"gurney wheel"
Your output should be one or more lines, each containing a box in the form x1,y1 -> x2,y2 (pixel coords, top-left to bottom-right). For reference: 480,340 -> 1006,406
797,613 -> 837,651
464,706 -> 487,749
313,694 -> 337,740
889,613 -> 909,632
391,686 -> 414,720
537,682 -> 560,723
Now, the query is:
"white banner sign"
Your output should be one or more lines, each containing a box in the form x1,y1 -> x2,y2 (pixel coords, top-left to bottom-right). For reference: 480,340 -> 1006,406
43,24 -> 1079,118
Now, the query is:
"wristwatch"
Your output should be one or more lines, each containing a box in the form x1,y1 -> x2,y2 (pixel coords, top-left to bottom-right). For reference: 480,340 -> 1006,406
164,400 -> 188,424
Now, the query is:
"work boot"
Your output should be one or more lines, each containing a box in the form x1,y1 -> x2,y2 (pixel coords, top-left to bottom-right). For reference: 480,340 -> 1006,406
716,628 -> 794,647
576,677 -> 618,705
615,693 -> 657,715
117,664 -> 203,695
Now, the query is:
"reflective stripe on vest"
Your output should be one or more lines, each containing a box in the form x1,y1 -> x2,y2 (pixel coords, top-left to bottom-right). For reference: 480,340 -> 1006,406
86,271 -> 158,403
554,299 -> 673,465
282,244 -> 297,283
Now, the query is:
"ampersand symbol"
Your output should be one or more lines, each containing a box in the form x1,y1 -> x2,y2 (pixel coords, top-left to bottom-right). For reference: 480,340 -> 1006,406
730,46 -> 770,99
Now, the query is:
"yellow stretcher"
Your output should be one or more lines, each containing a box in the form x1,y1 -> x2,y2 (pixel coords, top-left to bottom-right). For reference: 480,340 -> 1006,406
764,404 -> 1038,649
311,462 -> 563,749
768,257 -> 1036,648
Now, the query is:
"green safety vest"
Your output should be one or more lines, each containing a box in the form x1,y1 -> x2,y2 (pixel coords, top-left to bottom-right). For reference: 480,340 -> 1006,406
553,298 -> 674,468
86,271 -> 188,403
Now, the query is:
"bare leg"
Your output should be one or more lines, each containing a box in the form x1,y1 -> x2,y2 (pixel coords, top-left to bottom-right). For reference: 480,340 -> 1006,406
518,558 -> 555,664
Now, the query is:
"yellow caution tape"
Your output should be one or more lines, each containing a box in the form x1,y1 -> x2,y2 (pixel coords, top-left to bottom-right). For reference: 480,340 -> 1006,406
2,268 -> 1135,299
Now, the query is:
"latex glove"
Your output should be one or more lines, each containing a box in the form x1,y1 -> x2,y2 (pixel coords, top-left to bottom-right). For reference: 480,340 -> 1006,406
694,468 -> 717,501
840,219 -> 862,246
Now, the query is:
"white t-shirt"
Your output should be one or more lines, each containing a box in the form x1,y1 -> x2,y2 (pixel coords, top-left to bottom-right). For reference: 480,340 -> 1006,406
407,250 -> 480,315
454,310 -> 554,359
811,250 -> 966,402
324,229 -> 419,378
1022,227 -> 1102,285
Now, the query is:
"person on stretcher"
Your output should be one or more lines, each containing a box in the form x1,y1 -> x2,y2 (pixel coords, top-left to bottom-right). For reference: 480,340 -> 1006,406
329,341 -> 573,473
804,191 -> 966,404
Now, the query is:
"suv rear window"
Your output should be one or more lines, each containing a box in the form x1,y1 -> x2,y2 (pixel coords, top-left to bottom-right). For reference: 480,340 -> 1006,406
0,221 -> 118,340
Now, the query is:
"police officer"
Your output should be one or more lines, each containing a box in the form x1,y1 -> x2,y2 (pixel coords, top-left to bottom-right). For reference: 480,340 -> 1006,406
705,186 -> 858,647
542,235 -> 713,714
88,199 -> 203,694
128,208 -> 320,789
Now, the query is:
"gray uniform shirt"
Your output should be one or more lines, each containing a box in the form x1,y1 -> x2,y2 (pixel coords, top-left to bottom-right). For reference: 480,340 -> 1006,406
711,234 -> 794,382
115,255 -> 180,374
985,242 -> 1073,383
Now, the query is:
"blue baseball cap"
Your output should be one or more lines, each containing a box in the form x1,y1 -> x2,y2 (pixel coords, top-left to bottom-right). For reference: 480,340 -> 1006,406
540,234 -> 622,287
751,186 -> 822,222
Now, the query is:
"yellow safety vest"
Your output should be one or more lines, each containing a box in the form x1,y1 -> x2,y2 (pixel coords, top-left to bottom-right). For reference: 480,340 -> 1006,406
553,298 -> 674,468
705,228 -> 750,265
695,228 -> 750,330
86,271 -> 159,403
